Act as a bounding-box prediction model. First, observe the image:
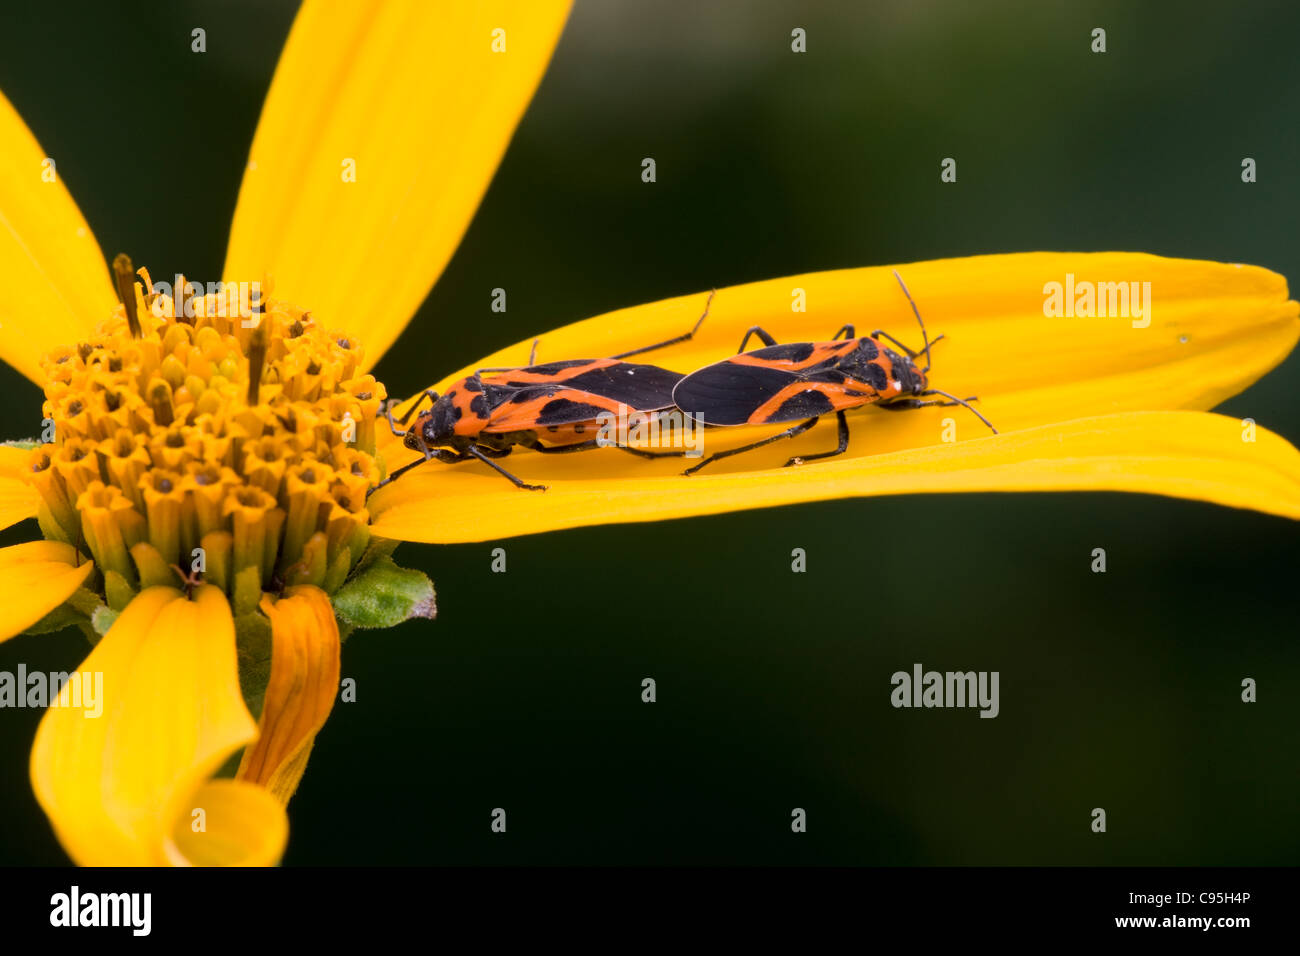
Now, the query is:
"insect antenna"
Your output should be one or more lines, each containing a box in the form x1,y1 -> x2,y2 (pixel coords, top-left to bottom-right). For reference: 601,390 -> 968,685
925,389 -> 999,434
892,270 -> 933,372
385,389 -> 439,437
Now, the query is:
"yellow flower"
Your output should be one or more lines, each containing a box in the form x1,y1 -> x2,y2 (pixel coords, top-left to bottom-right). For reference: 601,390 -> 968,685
2,0 -> 1297,869
0,0 -> 573,866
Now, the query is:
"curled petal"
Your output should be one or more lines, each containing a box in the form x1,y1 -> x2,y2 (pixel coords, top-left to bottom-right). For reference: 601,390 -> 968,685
30,586 -> 285,865
237,585 -> 341,805
164,779 -> 288,868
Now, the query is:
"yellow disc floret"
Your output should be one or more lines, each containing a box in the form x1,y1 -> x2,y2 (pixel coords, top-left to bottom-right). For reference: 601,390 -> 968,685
27,263 -> 387,609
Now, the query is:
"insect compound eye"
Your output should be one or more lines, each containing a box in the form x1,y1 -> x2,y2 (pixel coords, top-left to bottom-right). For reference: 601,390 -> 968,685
421,397 -> 457,445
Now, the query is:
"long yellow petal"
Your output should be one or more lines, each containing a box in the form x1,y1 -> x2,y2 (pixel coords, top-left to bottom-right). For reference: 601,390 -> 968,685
30,586 -> 285,866
236,586 -> 340,805
224,0 -> 572,369
371,411 -> 1300,542
381,253 -> 1298,443
0,540 -> 92,641
369,254 -> 1299,541
0,90 -> 115,383
0,445 -> 39,532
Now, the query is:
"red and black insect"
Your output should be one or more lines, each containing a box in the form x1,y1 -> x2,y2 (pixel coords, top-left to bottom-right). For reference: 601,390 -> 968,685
672,272 -> 995,475
375,292 -> 714,492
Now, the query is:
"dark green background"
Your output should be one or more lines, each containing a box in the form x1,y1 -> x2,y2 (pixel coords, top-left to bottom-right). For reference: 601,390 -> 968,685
1,0 -> 1296,865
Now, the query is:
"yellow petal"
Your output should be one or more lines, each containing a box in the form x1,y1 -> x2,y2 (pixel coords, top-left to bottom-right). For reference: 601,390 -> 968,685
0,445 -> 40,532
0,540 -> 92,641
164,780 -> 288,868
371,411 -> 1300,541
0,89 -> 115,383
369,253 -> 1299,540
236,586 -> 340,805
383,252 -> 1297,440
224,0 -> 572,369
30,585 -> 284,866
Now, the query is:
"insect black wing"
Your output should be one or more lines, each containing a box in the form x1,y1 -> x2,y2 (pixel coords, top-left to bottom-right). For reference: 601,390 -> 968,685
672,360 -> 804,426
501,362 -> 684,411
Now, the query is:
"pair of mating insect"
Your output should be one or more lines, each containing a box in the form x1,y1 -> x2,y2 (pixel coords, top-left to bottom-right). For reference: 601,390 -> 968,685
378,272 -> 997,493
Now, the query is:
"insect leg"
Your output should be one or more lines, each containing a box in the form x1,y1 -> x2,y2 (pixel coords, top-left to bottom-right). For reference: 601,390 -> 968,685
464,445 -> 547,490
785,410 -> 849,466
735,326 -> 779,352
474,360 -> 526,376
617,446 -> 687,459
608,289 -> 716,360
522,438 -> 601,454
365,446 -> 462,496
476,338 -> 543,374
513,291 -> 713,367
521,435 -> 685,459
683,416 -> 821,475
831,324 -> 857,340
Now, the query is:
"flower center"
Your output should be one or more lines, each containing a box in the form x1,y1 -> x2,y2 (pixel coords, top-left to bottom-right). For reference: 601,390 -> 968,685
26,258 -> 388,605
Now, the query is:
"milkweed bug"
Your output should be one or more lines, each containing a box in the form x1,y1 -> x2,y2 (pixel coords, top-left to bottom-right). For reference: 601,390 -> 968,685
672,272 -> 995,475
374,291 -> 715,492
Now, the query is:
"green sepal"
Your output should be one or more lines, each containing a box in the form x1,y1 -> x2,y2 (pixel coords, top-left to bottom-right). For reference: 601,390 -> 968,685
1,438 -> 42,449
91,605 -> 119,639
21,586 -> 108,639
234,610 -> 273,721
353,536 -> 400,575
331,554 -> 435,631
283,532 -> 328,588
322,546 -> 352,596
36,502 -> 72,545
66,587 -> 102,617
24,603 -> 88,636
232,566 -> 263,616
104,570 -> 137,611
131,541 -> 181,589
22,580 -> 98,632
201,530 -> 233,593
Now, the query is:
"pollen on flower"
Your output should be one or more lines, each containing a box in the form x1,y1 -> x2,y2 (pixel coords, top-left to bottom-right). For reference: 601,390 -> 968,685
28,262 -> 388,605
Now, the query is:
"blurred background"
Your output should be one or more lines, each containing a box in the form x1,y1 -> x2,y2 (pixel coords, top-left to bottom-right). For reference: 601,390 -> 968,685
1,0 -> 1296,864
